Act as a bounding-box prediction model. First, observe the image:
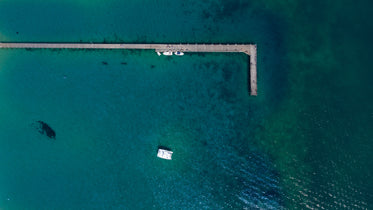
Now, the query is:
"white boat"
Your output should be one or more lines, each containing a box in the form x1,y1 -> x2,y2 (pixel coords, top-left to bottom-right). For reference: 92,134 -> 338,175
175,51 -> 184,56
156,51 -> 161,56
163,51 -> 173,56
157,148 -> 173,160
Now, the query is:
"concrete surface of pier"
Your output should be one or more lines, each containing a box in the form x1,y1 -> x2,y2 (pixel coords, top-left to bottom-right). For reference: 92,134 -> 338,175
0,42 -> 257,95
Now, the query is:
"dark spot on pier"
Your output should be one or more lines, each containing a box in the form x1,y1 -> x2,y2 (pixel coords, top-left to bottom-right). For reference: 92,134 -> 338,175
150,65 -> 156,69
102,61 -> 108,65
36,121 -> 56,139
121,62 -> 127,65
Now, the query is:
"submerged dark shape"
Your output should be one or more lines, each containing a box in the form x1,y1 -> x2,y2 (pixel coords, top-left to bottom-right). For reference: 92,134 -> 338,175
264,189 -> 280,198
36,121 -> 56,139
102,61 -> 108,65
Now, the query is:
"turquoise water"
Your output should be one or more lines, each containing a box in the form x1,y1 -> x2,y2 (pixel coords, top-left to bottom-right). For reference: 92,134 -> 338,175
0,0 -> 372,209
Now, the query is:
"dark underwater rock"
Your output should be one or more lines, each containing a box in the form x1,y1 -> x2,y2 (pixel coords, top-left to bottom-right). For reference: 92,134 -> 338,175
36,121 -> 56,139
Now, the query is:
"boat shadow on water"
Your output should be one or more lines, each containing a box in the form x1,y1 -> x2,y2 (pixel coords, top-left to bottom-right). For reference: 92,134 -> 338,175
157,145 -> 171,154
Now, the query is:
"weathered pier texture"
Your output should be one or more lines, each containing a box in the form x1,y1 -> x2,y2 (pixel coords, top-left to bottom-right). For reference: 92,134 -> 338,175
0,43 -> 257,95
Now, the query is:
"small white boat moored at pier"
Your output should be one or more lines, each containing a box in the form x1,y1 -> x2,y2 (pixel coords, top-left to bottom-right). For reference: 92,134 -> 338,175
157,149 -> 173,160
156,51 -> 161,56
175,51 -> 184,56
163,51 -> 173,56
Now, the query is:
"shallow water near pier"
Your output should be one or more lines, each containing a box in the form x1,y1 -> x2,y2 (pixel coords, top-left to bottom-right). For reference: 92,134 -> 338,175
0,0 -> 372,209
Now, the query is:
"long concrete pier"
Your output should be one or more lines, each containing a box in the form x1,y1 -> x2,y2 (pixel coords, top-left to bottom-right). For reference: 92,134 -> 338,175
0,43 -> 257,95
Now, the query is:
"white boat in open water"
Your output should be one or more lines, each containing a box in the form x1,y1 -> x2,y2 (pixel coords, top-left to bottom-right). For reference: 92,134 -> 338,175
157,149 -> 173,160
163,51 -> 173,56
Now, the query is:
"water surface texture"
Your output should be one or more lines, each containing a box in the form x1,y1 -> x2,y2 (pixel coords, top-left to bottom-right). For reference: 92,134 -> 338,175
0,0 -> 372,209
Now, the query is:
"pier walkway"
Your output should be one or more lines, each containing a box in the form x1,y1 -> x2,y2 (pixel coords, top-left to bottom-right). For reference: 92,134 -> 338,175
0,43 -> 257,95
